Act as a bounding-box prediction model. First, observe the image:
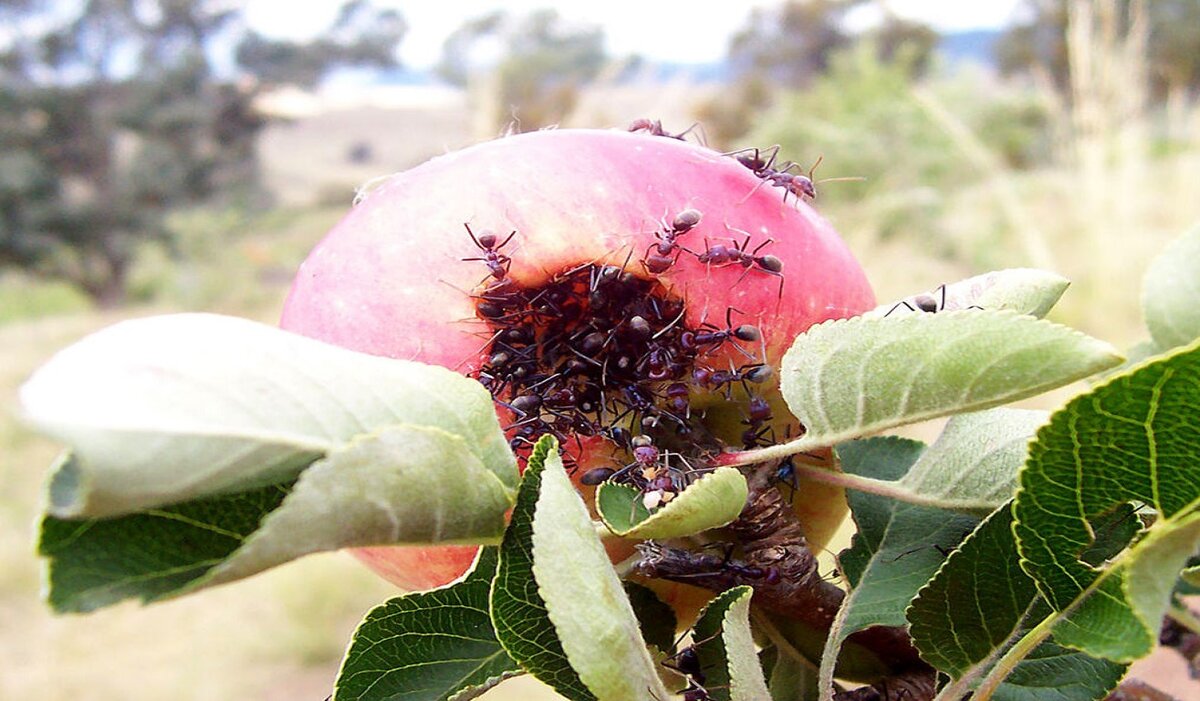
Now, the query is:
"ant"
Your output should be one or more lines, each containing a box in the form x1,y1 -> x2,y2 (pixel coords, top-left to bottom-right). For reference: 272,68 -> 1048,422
694,232 -> 785,298
680,307 -> 761,357
643,208 -> 702,275
885,284 -> 947,316
741,395 -> 773,448
462,224 -> 515,280
773,457 -> 799,502
580,433 -> 660,488
628,118 -> 704,143
727,145 -> 783,177
692,362 -> 774,398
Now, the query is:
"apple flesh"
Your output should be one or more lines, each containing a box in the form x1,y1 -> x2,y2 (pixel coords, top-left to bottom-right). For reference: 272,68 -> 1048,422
281,128 -> 874,591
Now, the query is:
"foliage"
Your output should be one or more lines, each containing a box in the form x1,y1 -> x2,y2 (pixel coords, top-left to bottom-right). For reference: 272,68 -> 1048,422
702,1 -> 938,147
997,0 -> 1200,100
0,0 -> 403,305
435,9 -> 606,132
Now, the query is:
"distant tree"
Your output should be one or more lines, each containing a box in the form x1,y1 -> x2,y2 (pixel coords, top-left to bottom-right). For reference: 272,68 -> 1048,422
435,9 -> 606,132
703,0 -> 936,147
0,0 -> 404,306
729,0 -> 855,89
997,0 -> 1200,99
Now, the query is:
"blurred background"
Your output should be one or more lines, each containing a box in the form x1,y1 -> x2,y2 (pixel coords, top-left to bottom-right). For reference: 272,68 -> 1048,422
2,1 -> 1198,698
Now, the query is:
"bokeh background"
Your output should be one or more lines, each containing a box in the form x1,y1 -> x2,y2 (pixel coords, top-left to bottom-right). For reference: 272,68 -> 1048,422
2,1 -> 1198,698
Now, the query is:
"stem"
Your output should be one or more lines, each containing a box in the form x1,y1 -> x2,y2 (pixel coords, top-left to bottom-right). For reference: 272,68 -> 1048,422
1105,680 -> 1183,701
719,437 -> 821,467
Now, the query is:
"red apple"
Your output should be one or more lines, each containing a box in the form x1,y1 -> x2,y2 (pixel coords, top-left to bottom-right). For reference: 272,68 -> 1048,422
280,128 -> 874,592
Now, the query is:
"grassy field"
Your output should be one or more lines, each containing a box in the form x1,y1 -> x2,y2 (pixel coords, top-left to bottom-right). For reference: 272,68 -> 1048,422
2,74 -> 1199,699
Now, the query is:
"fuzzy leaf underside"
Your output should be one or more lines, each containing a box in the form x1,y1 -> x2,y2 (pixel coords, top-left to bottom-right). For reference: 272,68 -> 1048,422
898,408 -> 1047,513
779,310 -> 1121,452
21,313 -> 516,519
596,467 -> 748,539
868,269 -> 1069,319
692,586 -> 770,701
530,438 -> 668,701
333,547 -> 521,701
1143,222 -> 1200,351
818,438 -> 978,700
1014,339 -> 1200,661
40,425 -> 513,612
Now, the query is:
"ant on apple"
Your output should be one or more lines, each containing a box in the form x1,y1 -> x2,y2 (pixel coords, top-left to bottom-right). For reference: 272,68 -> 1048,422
462,224 -> 515,281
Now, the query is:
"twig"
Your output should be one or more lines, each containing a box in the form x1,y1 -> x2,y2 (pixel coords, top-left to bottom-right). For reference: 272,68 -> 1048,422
832,669 -> 936,701
632,462 -> 928,673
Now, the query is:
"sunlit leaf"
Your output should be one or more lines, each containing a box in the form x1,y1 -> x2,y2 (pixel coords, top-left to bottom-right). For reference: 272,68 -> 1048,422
899,409 -> 1047,514
692,586 -> 771,701
869,269 -> 1069,319
778,311 -> 1120,452
21,313 -> 516,518
596,467 -> 747,539
1014,339 -> 1200,661
41,425 -> 513,612
1143,222 -> 1200,351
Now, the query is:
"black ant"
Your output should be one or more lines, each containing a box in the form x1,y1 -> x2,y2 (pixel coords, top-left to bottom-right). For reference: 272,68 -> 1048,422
680,307 -> 761,357
741,395 -> 774,448
462,224 -> 515,280
694,233 -> 784,298
692,362 -> 774,397
628,118 -> 704,143
885,284 -> 947,316
581,433 -> 660,488
727,145 -> 783,177
773,457 -> 799,502
643,208 -> 702,275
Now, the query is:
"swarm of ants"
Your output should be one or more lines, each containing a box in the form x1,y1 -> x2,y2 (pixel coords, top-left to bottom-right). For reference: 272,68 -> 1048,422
459,123 -> 930,700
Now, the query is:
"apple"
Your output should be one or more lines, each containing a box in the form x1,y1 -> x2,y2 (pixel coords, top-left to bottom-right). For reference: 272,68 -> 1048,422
280,128 -> 874,593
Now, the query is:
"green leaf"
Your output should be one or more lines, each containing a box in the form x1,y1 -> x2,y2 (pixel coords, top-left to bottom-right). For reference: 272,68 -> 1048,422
692,586 -> 770,701
531,438 -> 669,701
20,313 -> 516,518
596,467 -> 748,539
1124,512 -> 1200,640
869,269 -> 1069,318
1143,222 -> 1200,351
491,436 -> 669,701
624,582 -> 677,654
40,425 -> 514,612
491,437 -> 593,701
766,655 -> 818,701
908,505 -> 1035,677
778,310 -> 1121,452
1014,339 -> 1200,660
817,438 -> 978,698
908,505 -> 1128,699
898,409 -> 1047,514
1182,563 -> 1200,588
333,547 -> 521,701
991,641 -> 1125,701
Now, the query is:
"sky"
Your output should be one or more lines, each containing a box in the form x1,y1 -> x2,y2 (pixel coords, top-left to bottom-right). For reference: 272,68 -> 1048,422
241,0 -> 1027,69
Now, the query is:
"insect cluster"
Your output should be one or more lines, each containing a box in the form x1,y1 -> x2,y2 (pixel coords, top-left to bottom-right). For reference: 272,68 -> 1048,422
457,121 -> 844,517
463,221 -> 787,510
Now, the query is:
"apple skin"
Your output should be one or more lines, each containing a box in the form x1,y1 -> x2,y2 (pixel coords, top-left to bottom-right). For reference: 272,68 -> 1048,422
280,128 -> 874,592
